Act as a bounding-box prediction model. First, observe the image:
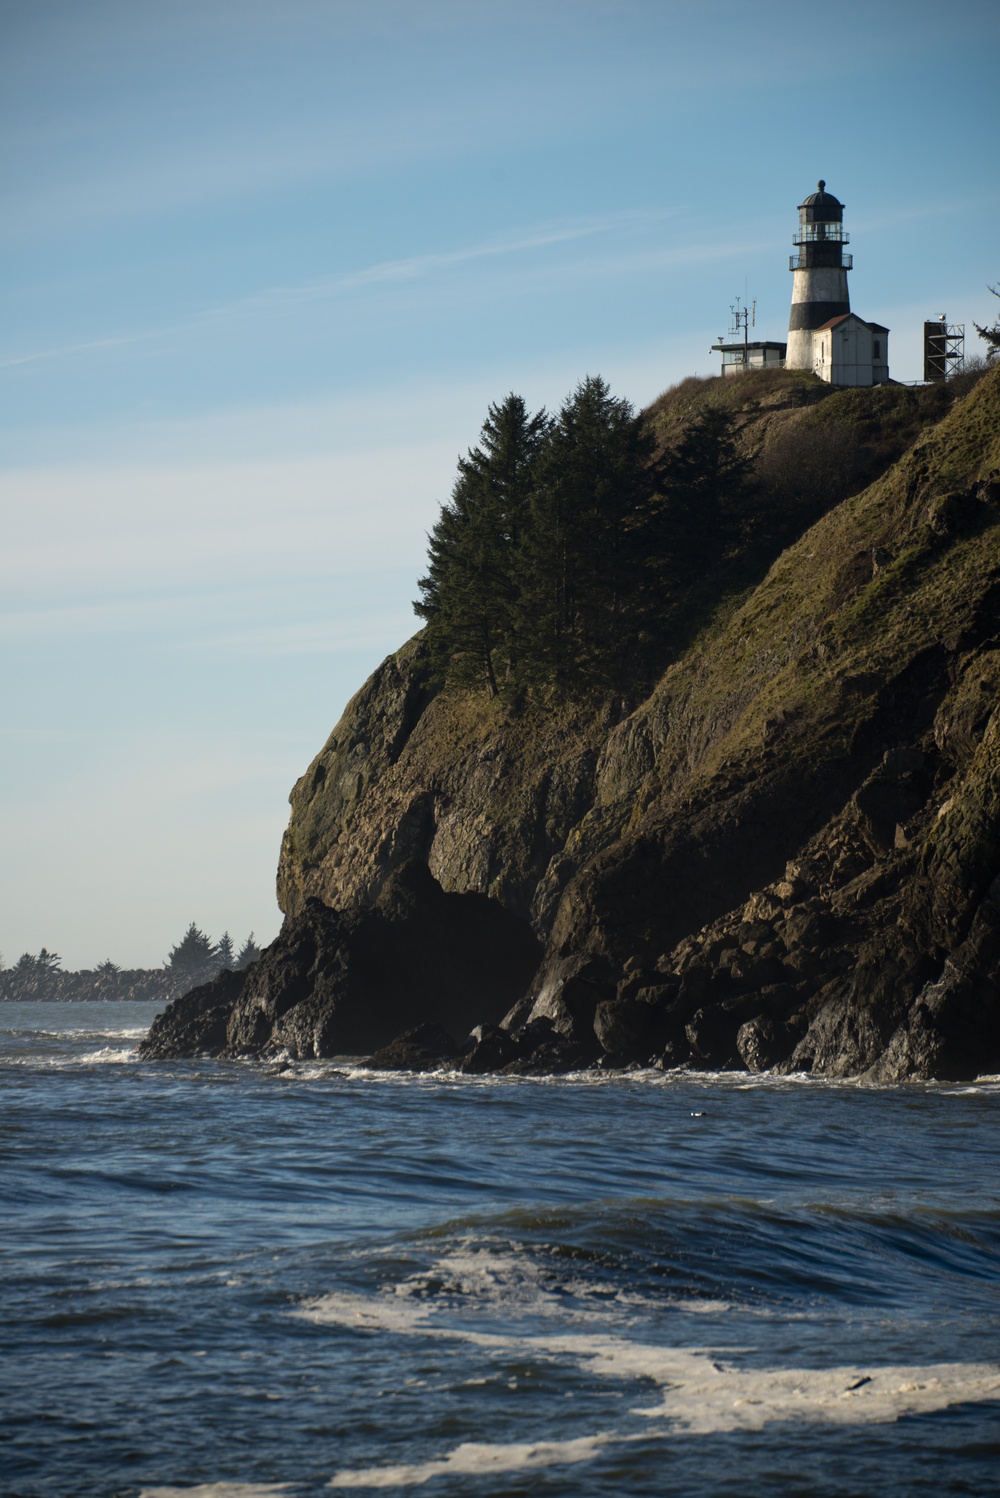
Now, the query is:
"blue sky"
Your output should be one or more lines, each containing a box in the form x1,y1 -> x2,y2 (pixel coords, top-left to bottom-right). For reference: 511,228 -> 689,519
3,0 -> 998,968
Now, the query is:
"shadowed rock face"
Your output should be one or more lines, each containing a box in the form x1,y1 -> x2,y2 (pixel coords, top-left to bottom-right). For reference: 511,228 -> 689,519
143,371 -> 1000,1079
140,862 -> 541,1061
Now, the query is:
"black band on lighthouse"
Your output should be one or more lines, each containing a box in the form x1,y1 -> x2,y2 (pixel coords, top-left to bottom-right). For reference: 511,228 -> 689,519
788,301 -> 850,332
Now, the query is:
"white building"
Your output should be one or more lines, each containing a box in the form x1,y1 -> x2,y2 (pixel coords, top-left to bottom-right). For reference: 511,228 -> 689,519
812,313 -> 890,387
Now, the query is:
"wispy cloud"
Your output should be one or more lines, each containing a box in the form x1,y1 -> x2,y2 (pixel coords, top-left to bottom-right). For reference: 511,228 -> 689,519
204,213 -> 666,319
0,210 -> 670,371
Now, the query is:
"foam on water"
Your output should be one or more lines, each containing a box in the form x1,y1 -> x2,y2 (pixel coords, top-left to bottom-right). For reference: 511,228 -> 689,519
328,1433 -> 614,1488
140,1487 -> 293,1497
298,1236 -> 1000,1489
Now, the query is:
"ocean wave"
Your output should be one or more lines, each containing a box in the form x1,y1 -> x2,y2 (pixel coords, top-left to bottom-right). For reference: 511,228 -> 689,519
302,1266 -> 1000,1485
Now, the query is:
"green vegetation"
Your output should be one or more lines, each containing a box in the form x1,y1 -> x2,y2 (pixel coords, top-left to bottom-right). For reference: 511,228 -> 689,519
414,394 -> 548,697
974,282 -> 1000,361
165,923 -> 260,985
415,377 -> 757,697
415,369 -> 986,704
14,948 -> 61,973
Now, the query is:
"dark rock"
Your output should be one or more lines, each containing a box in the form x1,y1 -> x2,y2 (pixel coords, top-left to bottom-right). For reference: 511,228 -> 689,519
141,861 -> 541,1061
737,1015 -> 798,1072
525,954 -> 616,1046
593,994 -> 658,1058
866,875 -> 1000,1081
460,1023 -> 521,1074
500,1037 -> 590,1076
684,1006 -> 742,1068
139,968 -> 248,1058
367,1023 -> 460,1072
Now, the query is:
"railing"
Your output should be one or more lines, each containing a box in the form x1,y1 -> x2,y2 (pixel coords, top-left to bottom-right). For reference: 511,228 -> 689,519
790,252 -> 852,271
793,225 -> 849,244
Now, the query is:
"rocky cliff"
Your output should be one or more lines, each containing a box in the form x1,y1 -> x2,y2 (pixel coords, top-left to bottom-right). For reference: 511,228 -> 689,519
144,367 -> 1000,1079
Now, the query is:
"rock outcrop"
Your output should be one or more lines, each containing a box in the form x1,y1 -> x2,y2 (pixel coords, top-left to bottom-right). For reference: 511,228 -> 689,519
140,862 -> 540,1060
145,368 -> 1000,1079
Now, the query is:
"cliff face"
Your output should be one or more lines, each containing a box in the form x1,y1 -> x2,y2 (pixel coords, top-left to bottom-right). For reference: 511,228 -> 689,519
271,368 -> 1000,1078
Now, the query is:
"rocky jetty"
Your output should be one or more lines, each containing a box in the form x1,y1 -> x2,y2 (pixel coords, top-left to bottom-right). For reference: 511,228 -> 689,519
2,966 -> 179,1005
144,367 -> 1000,1079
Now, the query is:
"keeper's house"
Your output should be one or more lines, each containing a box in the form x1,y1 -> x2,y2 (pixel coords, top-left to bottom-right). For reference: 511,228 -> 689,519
811,311 -> 890,387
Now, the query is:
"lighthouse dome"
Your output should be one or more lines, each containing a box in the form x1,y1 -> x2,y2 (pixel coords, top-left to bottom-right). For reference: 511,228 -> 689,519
799,180 -> 844,222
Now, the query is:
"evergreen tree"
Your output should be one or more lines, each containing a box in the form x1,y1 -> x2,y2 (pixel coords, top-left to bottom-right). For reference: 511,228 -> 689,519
516,376 -> 657,689
36,947 -> 61,971
638,405 -> 750,631
974,283 -> 1000,362
236,933 -> 262,969
415,394 -> 549,695
165,923 -> 216,983
215,931 -> 236,970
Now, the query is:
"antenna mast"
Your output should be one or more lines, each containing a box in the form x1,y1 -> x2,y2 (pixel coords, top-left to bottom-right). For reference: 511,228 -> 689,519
729,296 -> 757,366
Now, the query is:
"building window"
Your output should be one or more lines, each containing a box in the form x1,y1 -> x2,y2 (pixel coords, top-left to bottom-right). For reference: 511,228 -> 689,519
873,339 -> 881,358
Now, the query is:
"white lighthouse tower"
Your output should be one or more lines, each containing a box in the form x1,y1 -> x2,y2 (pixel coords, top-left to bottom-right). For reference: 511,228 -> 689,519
786,180 -> 851,369
785,180 -> 889,385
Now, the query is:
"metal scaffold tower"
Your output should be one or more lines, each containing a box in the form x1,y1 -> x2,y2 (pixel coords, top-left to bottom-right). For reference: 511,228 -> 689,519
923,317 -> 965,382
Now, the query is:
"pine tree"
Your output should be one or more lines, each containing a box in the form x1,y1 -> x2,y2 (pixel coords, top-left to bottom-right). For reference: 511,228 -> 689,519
638,406 -> 750,625
415,394 -> 548,695
974,283 -> 1000,362
236,934 -> 262,968
215,931 -> 236,970
516,376 -> 657,689
165,923 -> 217,984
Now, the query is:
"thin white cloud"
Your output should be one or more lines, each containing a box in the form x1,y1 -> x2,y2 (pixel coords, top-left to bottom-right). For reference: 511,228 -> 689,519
0,210 -> 670,371
200,212 -> 669,321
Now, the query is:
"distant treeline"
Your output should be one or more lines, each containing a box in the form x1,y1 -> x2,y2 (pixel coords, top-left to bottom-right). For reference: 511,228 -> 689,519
1,924 -> 262,1003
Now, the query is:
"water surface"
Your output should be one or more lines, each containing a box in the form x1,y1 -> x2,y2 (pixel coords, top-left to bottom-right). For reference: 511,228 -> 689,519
2,1001 -> 998,1495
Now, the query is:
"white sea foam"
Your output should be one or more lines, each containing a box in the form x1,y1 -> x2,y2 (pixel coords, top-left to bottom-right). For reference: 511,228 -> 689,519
625,1354 -> 1000,1433
319,1323 -> 1000,1487
78,1044 -> 140,1063
299,1289 -> 434,1336
3,1044 -> 140,1068
328,1434 -> 613,1488
140,1485 -> 292,1497
301,1261 -> 1000,1486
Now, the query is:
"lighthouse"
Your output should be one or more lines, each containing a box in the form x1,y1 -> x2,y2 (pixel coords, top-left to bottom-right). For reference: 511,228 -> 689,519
785,181 -> 889,385
786,181 -> 851,368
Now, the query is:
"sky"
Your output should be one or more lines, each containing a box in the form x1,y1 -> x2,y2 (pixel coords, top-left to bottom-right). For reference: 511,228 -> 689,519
2,0 -> 998,969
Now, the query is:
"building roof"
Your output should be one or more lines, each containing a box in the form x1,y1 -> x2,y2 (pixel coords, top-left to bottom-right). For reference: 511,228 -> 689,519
799,179 -> 844,221
814,313 -> 890,335
710,339 -> 787,351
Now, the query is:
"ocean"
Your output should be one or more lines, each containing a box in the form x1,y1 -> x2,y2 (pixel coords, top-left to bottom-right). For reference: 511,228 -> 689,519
2,999 -> 998,1497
